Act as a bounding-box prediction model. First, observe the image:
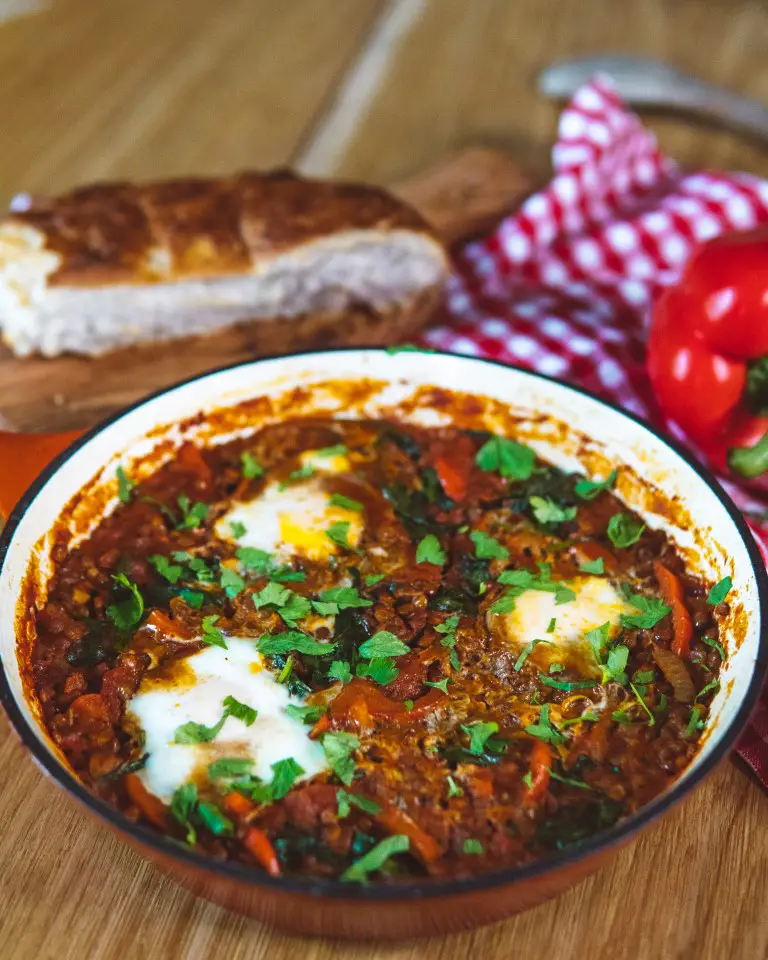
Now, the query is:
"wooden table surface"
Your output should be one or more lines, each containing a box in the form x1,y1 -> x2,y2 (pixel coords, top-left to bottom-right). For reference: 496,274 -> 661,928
2,2 -> 768,959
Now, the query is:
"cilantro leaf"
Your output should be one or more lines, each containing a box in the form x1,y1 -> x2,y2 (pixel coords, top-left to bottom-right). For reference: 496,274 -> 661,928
524,703 -> 565,745
326,521 -> 359,552
105,573 -> 145,631
312,586 -> 373,615
463,839 -> 484,855
605,645 -> 629,684
436,615 -> 460,671
695,678 -> 720,703
222,695 -> 257,726
701,634 -> 725,660
425,678 -> 450,694
386,342 -> 435,354
365,574 -> 385,586
270,757 -> 304,800
280,464 -> 314,489
629,681 -> 656,725
684,705 -> 706,738
322,731 -> 360,785
229,520 -> 247,539
469,530 -> 509,561
150,554 -> 184,584
489,592 -> 518,614
201,614 -> 227,649
446,775 -> 463,798
237,547 -> 274,575
585,622 -> 611,659
547,617 -> 557,633
513,637 -> 553,671
358,631 -> 410,659
356,658 -> 399,685
341,834 -> 409,883
707,576 -> 732,606
416,533 -> 446,566
606,513 -> 645,548
538,674 -> 596,692
336,789 -> 382,818
475,436 -> 535,481
241,451 -> 264,479
461,720 -> 499,755
176,494 -> 209,531
498,569 -> 536,588
208,757 -> 254,780
549,769 -> 595,791
195,801 -> 233,837
220,566 -> 245,599
575,469 -> 617,500
619,592 -> 671,629
285,703 -> 327,724
170,783 -> 198,844
257,631 -> 335,656
529,496 -> 577,526
173,715 -> 228,744
329,493 -> 364,512
253,582 -> 312,626
314,444 -> 348,457
329,660 -> 353,684
579,557 -> 604,575
179,589 -> 205,608
173,551 -> 215,583
116,465 -> 136,503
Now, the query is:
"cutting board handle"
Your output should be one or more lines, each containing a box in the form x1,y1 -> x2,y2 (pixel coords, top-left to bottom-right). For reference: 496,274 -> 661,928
0,430 -> 83,519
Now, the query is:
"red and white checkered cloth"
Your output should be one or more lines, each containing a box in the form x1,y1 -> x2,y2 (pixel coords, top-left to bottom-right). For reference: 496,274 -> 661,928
423,77 -> 768,785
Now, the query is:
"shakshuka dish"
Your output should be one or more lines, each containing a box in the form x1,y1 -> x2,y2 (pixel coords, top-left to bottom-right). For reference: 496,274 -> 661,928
28,415 -> 730,884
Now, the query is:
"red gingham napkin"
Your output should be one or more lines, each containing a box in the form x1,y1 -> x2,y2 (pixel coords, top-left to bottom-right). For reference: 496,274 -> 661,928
423,77 -> 768,785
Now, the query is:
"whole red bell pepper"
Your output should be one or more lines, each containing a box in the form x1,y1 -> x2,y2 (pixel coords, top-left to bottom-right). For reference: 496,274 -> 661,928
647,227 -> 768,486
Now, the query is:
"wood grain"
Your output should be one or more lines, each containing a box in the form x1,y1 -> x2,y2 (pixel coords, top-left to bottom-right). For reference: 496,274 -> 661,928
333,0 -> 768,183
1,1 -> 768,958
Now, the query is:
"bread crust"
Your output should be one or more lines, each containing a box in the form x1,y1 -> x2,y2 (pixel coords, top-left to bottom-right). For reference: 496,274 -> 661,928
9,170 -> 436,287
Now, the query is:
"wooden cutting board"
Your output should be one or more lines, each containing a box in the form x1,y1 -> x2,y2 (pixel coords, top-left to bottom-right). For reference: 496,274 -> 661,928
0,148 -> 534,433
1,148 -> 767,960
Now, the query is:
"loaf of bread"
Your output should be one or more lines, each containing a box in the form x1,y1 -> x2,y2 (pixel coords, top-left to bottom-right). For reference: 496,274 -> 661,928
0,171 -> 449,357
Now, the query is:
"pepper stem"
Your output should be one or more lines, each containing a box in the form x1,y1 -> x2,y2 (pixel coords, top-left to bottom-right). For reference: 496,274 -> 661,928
728,431 -> 768,478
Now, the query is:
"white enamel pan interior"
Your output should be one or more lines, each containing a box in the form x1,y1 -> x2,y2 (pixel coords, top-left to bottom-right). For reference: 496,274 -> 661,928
1,348 -> 766,900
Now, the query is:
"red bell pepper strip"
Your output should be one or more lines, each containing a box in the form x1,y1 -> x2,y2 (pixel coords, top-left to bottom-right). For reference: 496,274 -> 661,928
653,561 -> 693,659
647,227 -> 768,487
242,826 -> 282,876
428,433 -> 474,503
524,739 -> 552,804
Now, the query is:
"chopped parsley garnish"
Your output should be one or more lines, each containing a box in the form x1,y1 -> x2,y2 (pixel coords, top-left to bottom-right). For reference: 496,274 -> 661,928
701,634 -> 725,660
315,444 -> 348,457
586,624 -> 628,684
229,520 -> 247,539
280,463 -> 314,489
514,638 -> 553,671
575,469 -> 617,500
173,695 -> 256,744
322,731 -> 360,785
201,614 -> 227,649
270,757 -> 305,799
579,557 -> 605,575
539,674 -> 596,692
170,783 -> 199,844
241,451 -> 264,479
277,657 -> 293,683
463,839 -> 484,855
529,496 -> 577,526
524,703 -> 566,745
326,521 -> 359,552
619,591 -> 671,629
469,530 -> 509,561
220,566 -> 245,599
253,581 -> 312,626
236,547 -> 274,575
435,615 -> 460,671
179,589 -> 205,608
492,564 -> 575,613
329,660 -> 353,684
173,551 -> 215,583
116,465 -> 136,503
546,617 -> 557,633
549,769 -> 595,791
475,436 -> 535,481
365,574 -> 386,586
150,554 -> 184,584
312,586 -> 373,615
257,631 -> 335,656
446,775 -> 463,798
356,658 -> 399,685
684,705 -> 706,738
208,757 -> 254,780
285,703 -> 327,724
386,342 -> 435,354
176,494 -> 209,530
329,492 -> 364,512
416,533 -> 446,566
606,513 -> 645,548
461,720 -> 499,755
105,573 -> 144,631
340,834 -> 409,883
707,577 -> 732,606
359,630 -> 410,659
425,678 -> 451,694
549,662 -> 564,673
336,789 -> 382,818
695,678 -> 720,702
629,681 -> 656,725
